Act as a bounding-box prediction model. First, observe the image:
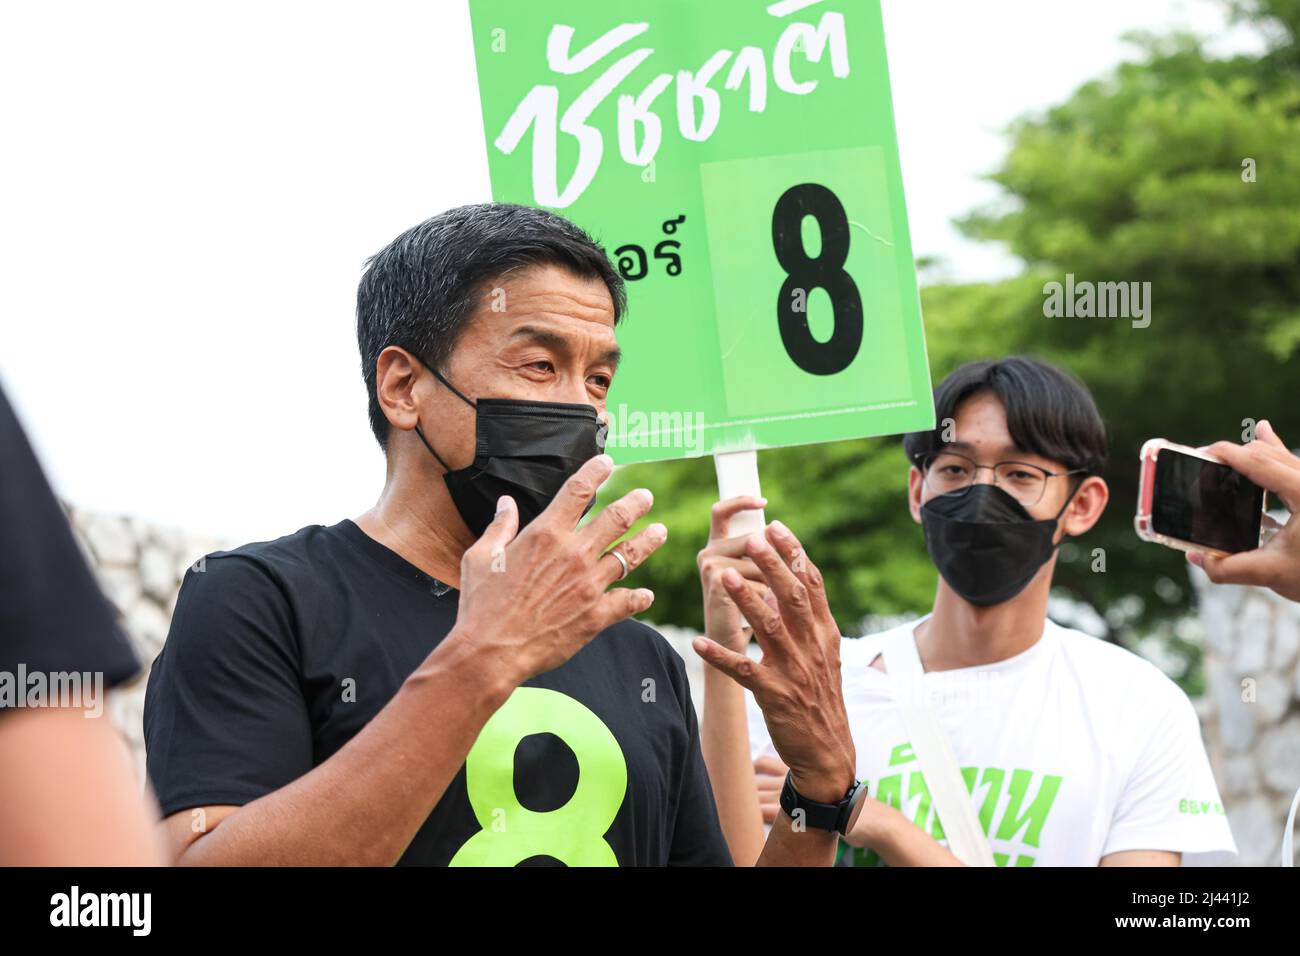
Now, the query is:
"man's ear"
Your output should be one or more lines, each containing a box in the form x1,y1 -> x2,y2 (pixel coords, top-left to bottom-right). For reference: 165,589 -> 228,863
1061,475 -> 1109,537
374,346 -> 424,435
907,465 -> 924,525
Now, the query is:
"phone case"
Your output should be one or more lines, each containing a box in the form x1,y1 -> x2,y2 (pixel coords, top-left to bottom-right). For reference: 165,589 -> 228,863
1135,438 -> 1265,557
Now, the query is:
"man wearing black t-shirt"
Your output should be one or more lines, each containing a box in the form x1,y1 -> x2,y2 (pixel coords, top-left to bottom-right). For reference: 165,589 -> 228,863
143,203 -> 857,866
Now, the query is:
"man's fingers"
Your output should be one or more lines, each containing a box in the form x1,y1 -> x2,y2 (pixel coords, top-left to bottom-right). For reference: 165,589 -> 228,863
732,581 -> 773,632
691,636 -> 767,692
709,496 -> 768,540
721,568 -> 785,646
701,535 -> 766,560
581,486 -> 654,552
1207,440 -> 1300,512
598,522 -> 667,585
537,454 -> 615,531
1256,419 -> 1288,452
764,520 -> 832,618
1199,549 -> 1286,590
1209,438 -> 1296,475
469,495 -> 519,559
589,587 -> 656,632
700,554 -> 766,582
744,532 -> 813,629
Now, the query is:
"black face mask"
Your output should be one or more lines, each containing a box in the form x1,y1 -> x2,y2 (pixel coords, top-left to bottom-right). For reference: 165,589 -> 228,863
412,361 -> 607,538
920,482 -> 1079,607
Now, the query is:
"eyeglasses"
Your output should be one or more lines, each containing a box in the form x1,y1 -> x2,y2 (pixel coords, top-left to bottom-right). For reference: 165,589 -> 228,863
917,450 -> 1087,507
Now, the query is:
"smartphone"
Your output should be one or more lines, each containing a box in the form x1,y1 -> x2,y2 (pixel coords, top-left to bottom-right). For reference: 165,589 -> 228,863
1135,439 -> 1267,556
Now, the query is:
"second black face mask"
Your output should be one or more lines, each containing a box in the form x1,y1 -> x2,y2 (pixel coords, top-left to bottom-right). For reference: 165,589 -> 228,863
920,483 -> 1074,607
414,362 -> 607,538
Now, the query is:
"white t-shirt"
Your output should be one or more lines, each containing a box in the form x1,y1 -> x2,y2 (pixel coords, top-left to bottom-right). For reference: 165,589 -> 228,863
747,616 -> 1238,867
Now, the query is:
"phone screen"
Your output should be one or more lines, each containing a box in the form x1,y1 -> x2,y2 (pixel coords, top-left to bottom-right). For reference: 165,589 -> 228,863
1151,449 -> 1264,553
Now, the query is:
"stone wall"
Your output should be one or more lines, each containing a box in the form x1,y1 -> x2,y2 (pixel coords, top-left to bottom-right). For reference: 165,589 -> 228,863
68,506 -> 1296,865
1191,566 -> 1300,866
65,506 -> 222,780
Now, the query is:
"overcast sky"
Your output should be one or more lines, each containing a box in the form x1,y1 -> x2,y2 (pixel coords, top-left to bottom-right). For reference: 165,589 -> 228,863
0,1 -> 1264,541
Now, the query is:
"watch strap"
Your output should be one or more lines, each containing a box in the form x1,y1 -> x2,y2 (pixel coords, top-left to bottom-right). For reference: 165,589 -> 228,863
779,771 -> 867,835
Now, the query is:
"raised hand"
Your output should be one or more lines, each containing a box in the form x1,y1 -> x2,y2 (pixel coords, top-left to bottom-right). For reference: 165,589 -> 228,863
693,520 -> 856,804
455,454 -> 667,681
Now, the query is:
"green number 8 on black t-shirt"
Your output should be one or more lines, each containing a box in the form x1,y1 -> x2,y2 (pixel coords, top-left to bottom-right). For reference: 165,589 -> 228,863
142,519 -> 732,866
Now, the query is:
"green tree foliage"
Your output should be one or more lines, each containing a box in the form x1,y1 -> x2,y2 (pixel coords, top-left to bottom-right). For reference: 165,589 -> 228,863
956,10 -> 1300,645
600,2 -> 1300,670
598,433 -> 939,640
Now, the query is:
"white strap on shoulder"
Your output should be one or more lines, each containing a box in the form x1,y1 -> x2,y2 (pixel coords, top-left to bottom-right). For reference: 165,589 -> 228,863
881,627 -> 997,867
1283,784 -> 1300,866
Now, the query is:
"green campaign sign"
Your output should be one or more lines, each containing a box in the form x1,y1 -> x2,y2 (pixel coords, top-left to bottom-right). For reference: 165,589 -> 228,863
468,0 -> 934,464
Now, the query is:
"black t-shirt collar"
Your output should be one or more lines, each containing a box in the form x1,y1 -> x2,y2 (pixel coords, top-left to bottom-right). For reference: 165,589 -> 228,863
334,518 -> 457,599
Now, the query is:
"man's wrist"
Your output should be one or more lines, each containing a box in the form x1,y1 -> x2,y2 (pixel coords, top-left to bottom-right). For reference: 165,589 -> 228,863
414,625 -> 520,710
791,765 -> 858,804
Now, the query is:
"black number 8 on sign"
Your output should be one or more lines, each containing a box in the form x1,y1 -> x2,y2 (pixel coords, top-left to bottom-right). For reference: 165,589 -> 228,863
772,183 -> 865,376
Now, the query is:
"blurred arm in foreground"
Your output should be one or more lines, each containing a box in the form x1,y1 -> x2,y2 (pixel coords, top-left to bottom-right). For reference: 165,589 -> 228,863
0,383 -> 165,865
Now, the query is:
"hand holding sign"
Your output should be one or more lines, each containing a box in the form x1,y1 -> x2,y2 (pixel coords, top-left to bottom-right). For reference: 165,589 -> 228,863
693,520 -> 855,804
697,495 -> 770,652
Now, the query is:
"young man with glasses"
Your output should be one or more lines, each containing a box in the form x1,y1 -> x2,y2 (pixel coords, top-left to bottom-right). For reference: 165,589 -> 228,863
697,356 -> 1238,866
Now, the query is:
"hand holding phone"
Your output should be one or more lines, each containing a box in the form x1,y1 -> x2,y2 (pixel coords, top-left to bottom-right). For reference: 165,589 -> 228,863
1187,421 -> 1300,603
1136,439 -> 1267,556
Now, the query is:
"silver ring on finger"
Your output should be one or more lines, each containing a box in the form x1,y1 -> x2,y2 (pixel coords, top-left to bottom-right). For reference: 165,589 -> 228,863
606,548 -> 630,581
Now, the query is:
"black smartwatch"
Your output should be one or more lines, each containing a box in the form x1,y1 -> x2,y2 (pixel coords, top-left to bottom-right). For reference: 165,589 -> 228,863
779,771 -> 868,835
